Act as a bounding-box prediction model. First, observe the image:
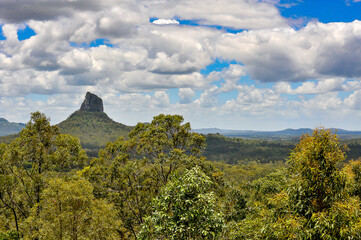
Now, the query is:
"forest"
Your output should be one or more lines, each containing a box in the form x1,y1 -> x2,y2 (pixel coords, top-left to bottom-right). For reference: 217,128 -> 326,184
1,112 -> 361,239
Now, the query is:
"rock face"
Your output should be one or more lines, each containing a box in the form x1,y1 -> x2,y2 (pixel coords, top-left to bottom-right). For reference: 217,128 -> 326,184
80,92 -> 104,112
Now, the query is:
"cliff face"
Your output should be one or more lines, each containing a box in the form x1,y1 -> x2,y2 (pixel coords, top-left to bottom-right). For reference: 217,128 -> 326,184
80,92 -> 104,112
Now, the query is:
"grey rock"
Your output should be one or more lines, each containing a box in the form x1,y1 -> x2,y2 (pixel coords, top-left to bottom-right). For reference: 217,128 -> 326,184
80,92 -> 104,112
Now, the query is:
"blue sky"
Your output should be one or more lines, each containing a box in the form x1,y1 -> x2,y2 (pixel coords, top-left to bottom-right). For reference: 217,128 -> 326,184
1,0 -> 361,130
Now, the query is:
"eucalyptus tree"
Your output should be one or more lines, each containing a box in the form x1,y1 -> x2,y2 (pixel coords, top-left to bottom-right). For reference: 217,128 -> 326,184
138,166 -> 224,240
81,114 -> 213,238
0,112 -> 86,237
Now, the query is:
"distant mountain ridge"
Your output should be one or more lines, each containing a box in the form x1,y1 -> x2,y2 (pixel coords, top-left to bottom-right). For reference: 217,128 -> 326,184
194,128 -> 361,139
0,118 -> 25,136
2,92 -> 361,150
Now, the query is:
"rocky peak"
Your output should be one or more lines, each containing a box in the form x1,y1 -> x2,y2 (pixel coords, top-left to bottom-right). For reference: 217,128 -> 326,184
80,92 -> 104,112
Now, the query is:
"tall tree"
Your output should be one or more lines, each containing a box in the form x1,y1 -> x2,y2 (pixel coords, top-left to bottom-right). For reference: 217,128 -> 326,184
25,177 -> 121,240
128,114 -> 206,184
138,166 -> 224,240
287,128 -> 347,217
81,114 -> 213,238
285,128 -> 355,239
0,112 -> 86,237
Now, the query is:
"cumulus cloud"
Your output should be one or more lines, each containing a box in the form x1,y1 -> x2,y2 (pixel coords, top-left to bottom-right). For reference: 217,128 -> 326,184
179,88 -> 195,104
216,21 -> 361,82
144,0 -> 286,29
222,85 -> 281,114
0,0 -> 110,23
274,78 -> 346,95
1,0 -> 361,130
275,79 -> 361,95
344,90 -> 361,110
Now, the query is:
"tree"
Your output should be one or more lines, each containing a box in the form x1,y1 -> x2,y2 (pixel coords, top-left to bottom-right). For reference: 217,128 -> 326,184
285,128 -> 356,239
0,112 -> 86,237
81,114 -> 214,238
24,177 -> 121,240
138,166 -> 224,240
128,114 -> 206,184
226,129 -> 358,239
287,128 -> 347,217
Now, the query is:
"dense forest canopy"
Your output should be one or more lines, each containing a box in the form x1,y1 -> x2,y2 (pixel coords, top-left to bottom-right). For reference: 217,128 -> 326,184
1,112 -> 361,239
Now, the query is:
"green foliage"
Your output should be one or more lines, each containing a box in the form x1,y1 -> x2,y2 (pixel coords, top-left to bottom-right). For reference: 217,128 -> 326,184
3,112 -> 86,204
24,177 -> 121,239
138,166 -> 224,240
222,188 -> 247,222
213,161 -> 286,186
344,159 -> 361,199
80,114 -> 214,238
245,169 -> 288,202
0,112 -> 87,238
204,133 -> 295,164
0,231 -> 20,240
5,111 -> 361,240
224,128 -> 361,239
57,111 -> 132,156
0,134 -> 19,145
222,169 -> 291,239
128,114 -> 206,183
287,128 -> 347,217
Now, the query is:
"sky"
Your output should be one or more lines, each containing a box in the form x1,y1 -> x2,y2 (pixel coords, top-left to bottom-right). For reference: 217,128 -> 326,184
1,0 -> 361,130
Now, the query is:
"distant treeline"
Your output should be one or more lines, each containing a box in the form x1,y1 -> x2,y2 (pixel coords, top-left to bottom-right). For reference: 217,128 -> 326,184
2,120 -> 361,164
204,133 -> 361,164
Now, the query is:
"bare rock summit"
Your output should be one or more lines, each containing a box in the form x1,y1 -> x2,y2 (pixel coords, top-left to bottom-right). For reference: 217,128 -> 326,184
80,92 -> 104,112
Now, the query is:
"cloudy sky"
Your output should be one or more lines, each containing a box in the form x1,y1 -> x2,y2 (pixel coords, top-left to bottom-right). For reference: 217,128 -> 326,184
1,0 -> 361,130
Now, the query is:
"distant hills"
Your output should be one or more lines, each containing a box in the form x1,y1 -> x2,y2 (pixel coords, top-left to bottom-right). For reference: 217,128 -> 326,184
0,118 -> 25,136
2,92 -> 361,159
193,128 -> 361,140
0,92 -> 133,156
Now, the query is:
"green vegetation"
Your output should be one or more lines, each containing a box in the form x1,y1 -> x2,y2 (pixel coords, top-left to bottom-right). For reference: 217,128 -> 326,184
57,111 -> 133,156
205,133 -> 361,164
204,133 -> 295,164
3,115 -> 361,165
2,112 -> 361,239
139,166 -> 224,240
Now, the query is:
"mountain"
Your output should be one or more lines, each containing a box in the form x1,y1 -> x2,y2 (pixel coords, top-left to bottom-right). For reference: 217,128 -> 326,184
0,118 -> 25,136
57,92 -> 133,156
194,128 -> 361,140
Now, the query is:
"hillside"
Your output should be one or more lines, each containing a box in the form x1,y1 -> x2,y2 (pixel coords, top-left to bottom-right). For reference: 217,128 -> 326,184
58,111 -> 132,150
0,118 -> 25,136
57,92 -> 132,156
0,111 -> 132,156
204,133 -> 296,164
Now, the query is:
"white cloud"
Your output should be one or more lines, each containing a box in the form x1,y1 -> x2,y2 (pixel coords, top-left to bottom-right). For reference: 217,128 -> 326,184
143,0 -> 286,29
1,0 -> 361,130
216,21 -> 361,82
222,85 -> 281,113
302,92 -> 342,111
344,90 -> 361,110
275,78 -> 347,95
152,19 -> 179,25
179,88 -> 195,104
